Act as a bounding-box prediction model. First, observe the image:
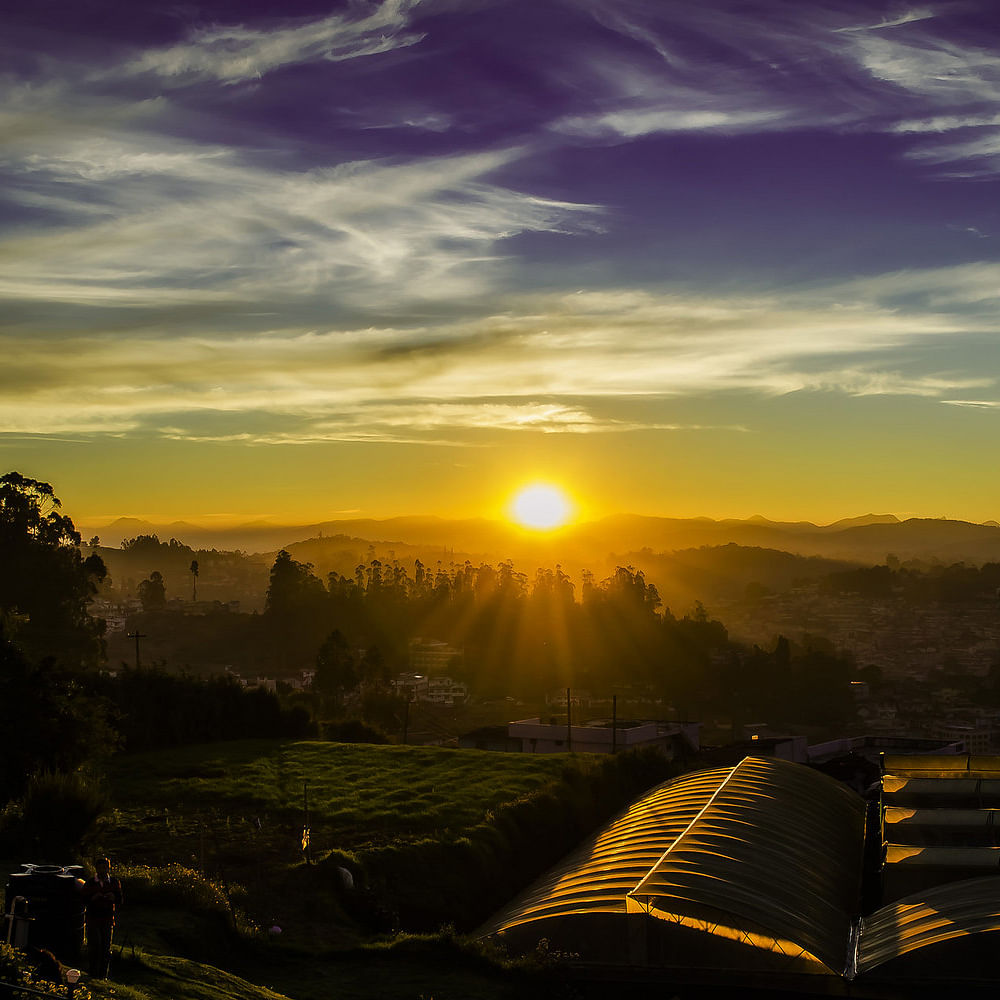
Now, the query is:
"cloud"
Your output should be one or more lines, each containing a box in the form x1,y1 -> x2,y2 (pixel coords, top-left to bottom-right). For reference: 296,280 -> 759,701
904,131 -> 1000,174
548,1 -> 1000,177
5,2 -> 1000,455
0,136 -> 602,321
120,0 -> 426,85
840,22 -> 1000,172
2,262 -> 998,441
550,2 -> 873,140
823,261 -> 1000,309
892,112 -> 1000,134
834,8 -> 938,33
556,107 -> 789,138
848,32 -> 1000,104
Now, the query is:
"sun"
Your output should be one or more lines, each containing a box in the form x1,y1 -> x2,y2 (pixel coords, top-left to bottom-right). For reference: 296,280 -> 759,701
509,483 -> 574,531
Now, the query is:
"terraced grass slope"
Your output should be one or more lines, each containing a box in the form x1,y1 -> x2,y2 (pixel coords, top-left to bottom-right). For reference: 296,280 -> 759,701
106,739 -> 569,853
102,740 -> 674,934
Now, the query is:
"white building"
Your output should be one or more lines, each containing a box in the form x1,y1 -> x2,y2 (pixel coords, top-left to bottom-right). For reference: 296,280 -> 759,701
394,672 -> 467,706
425,676 -> 468,706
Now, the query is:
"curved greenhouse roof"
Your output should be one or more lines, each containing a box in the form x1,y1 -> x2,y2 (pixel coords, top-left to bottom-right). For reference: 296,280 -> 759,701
857,873 -> 1000,974
484,756 -> 867,975
487,765 -> 732,930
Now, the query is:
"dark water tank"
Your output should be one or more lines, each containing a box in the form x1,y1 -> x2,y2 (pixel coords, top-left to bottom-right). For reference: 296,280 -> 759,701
4,864 -> 86,960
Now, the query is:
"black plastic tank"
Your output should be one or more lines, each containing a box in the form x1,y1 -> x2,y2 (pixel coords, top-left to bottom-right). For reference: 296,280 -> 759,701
4,864 -> 86,960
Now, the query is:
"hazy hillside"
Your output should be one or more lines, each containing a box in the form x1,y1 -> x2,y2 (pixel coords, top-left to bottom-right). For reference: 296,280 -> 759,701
86,512 -> 1000,571
625,544 -> 857,613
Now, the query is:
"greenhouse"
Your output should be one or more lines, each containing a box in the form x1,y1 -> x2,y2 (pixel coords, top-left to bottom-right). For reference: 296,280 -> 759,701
482,755 -> 1000,992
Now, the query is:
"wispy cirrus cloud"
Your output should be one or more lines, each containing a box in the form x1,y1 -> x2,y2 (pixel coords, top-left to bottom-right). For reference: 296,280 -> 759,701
834,8 -> 937,32
0,135 -> 602,323
5,0 -> 1000,524
551,0 -> 1000,175
551,1 -> 879,139
849,31 -> 1000,105
119,0 -> 426,85
2,262 -> 998,442
556,107 -> 789,139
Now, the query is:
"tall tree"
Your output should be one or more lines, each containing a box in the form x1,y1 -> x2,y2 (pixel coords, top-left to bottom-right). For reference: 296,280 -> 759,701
190,559 -> 199,601
315,629 -> 358,705
0,471 -> 106,667
138,570 -> 166,611
265,550 -> 328,670
0,630 -> 115,802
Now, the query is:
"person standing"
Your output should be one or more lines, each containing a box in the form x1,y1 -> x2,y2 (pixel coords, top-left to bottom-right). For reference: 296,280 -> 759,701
83,857 -> 122,979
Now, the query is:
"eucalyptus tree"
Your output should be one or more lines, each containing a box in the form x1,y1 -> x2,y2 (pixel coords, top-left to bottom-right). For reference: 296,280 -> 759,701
0,471 -> 107,667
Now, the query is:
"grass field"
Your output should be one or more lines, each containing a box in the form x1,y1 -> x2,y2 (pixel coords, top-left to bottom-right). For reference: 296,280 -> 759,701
106,739 -> 569,852
100,740 -> 658,938
102,740 -> 579,936
79,934 -> 565,1000
6,739 -> 676,1000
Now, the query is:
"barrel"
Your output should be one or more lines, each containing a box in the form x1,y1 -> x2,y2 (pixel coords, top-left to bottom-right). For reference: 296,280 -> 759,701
4,864 -> 86,960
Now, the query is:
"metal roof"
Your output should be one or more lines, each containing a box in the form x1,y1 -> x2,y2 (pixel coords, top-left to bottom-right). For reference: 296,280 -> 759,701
485,756 -> 867,975
486,766 -> 729,931
857,876 -> 1000,974
626,756 -> 866,974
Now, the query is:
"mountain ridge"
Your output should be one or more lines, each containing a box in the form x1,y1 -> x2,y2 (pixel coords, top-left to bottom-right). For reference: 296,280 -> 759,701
80,511 -> 1000,566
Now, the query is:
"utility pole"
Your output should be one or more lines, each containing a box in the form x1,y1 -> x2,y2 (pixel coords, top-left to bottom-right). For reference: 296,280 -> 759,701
566,687 -> 572,753
127,630 -> 147,669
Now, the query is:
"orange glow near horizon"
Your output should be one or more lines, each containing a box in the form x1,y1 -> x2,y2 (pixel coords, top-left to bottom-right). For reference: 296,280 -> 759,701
509,483 -> 575,531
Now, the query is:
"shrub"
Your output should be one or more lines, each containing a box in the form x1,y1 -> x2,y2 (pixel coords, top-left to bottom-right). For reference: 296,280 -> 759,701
0,944 -> 21,985
120,863 -> 258,938
0,943 -> 92,999
12,769 -> 108,860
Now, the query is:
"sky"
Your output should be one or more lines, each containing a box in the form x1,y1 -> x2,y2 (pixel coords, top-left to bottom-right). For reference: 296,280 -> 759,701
3,0 -> 1000,528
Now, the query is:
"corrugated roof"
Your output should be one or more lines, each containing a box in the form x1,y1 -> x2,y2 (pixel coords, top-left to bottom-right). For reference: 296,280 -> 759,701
883,755 -> 1000,777
484,757 -> 867,975
884,807 -> 1000,827
884,777 -> 1000,797
627,757 -> 866,974
485,766 -> 730,932
857,876 -> 1000,974
885,845 -> 1000,867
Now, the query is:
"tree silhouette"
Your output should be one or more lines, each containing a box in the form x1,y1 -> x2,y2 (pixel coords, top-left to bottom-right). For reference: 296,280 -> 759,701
0,629 -> 115,801
265,550 -> 329,669
190,559 -> 199,601
138,570 -> 166,611
315,629 -> 358,706
0,471 -> 107,667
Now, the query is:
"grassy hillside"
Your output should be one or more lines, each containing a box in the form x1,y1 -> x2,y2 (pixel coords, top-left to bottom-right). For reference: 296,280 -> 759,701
100,740 -> 676,938
80,937 -> 550,1000
106,740 -> 567,847
1,740 -> 677,999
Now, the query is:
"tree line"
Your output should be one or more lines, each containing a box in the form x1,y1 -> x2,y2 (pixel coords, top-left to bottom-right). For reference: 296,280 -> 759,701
1,471 -> 859,808
260,548 -> 855,727
0,473 -> 310,806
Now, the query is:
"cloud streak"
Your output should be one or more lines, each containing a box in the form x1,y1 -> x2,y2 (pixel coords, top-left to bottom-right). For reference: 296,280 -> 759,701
547,0 -> 1000,176
2,264 -> 998,441
121,0 -> 426,85
0,135 -> 602,323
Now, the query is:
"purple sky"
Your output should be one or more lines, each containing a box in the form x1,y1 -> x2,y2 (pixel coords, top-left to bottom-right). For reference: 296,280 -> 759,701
4,0 -> 1000,524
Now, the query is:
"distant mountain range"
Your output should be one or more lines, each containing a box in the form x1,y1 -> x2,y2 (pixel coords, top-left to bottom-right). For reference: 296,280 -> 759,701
81,512 -> 1000,568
